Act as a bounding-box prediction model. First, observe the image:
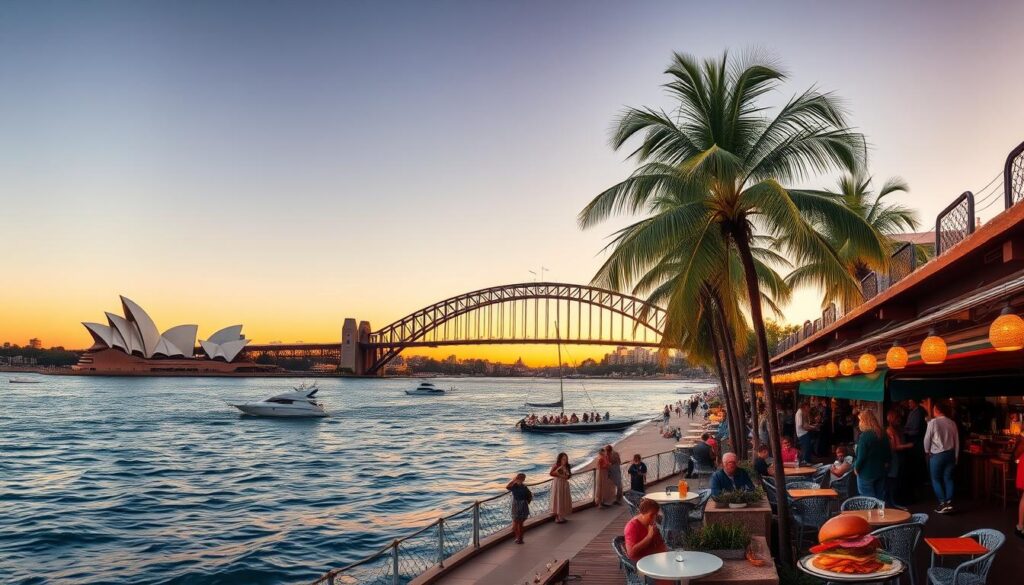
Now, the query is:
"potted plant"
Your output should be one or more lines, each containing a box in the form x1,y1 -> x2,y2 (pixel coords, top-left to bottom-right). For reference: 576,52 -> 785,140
683,522 -> 751,560
711,487 -> 765,508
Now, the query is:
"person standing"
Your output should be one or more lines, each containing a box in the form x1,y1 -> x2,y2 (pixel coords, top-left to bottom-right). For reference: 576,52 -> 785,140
853,410 -> 890,499
595,447 -> 611,508
904,398 -> 928,500
627,453 -> 648,493
549,453 -> 572,523
924,401 -> 960,514
795,401 -> 819,464
607,445 -> 624,505
885,410 -> 912,507
505,473 -> 531,544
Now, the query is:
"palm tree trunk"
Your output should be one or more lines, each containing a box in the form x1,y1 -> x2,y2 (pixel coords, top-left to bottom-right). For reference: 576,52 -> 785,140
733,228 -> 793,566
707,316 -> 735,449
713,299 -> 747,459
744,353 -> 761,461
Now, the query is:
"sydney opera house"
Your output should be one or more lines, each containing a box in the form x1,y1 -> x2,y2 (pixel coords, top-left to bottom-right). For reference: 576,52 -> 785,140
74,296 -> 276,375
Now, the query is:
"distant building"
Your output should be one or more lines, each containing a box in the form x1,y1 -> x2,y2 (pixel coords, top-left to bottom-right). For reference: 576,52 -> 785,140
28,338 -> 42,349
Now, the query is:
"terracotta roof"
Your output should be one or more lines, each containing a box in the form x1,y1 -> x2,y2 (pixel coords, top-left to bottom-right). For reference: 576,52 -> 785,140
889,232 -> 935,246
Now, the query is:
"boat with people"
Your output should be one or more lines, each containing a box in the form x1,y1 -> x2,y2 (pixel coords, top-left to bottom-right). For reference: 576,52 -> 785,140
228,381 -> 329,417
9,377 -> 42,384
405,382 -> 449,395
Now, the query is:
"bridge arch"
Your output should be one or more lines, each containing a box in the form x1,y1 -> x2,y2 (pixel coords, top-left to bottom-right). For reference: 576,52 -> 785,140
361,282 -> 667,374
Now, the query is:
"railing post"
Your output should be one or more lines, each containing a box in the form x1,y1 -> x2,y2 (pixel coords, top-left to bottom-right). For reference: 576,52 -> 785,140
391,541 -> 400,585
655,454 -> 661,479
436,518 -> 445,567
472,501 -> 480,548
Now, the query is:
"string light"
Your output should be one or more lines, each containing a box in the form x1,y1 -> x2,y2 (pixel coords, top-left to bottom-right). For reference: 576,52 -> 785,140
839,358 -> 856,376
886,342 -> 908,369
826,361 -> 839,378
858,353 -> 877,374
920,330 -> 947,365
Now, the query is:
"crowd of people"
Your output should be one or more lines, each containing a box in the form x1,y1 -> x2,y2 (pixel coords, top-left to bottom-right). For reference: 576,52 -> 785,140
522,411 -> 610,426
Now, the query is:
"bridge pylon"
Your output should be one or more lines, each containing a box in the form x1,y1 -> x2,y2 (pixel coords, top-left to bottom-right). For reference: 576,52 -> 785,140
340,318 -> 372,374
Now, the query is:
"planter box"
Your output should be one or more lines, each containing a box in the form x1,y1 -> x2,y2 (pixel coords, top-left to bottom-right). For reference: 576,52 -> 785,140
703,548 -> 746,560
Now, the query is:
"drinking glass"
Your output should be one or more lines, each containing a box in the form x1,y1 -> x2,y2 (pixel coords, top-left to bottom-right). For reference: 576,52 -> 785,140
879,502 -> 886,518
674,553 -> 685,563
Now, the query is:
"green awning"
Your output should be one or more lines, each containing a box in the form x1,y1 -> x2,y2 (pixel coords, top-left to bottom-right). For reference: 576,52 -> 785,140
798,372 -> 885,401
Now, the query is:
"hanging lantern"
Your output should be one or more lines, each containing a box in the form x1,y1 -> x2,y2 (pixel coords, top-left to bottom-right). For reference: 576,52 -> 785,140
921,332 -> 947,365
839,358 -> 856,376
989,307 -> 1024,351
826,361 -> 839,378
886,343 -> 908,369
858,353 -> 877,374
816,364 -> 827,379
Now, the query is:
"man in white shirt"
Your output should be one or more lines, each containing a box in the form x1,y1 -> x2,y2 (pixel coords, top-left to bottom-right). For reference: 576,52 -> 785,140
794,401 -> 818,464
923,401 -> 960,514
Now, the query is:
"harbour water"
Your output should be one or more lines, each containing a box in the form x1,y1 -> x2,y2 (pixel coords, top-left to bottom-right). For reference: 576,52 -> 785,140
0,375 -> 710,584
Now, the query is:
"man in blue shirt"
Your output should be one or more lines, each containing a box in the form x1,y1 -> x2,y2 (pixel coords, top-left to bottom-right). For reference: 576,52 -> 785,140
710,452 -> 756,496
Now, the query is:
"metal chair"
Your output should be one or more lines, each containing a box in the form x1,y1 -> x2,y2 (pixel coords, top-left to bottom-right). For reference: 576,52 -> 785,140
673,450 -> 689,475
689,455 -> 714,488
911,512 -> 929,525
872,520 -> 924,585
611,535 -> 647,585
687,489 -> 712,525
830,470 -> 853,499
841,496 -> 884,511
926,529 -> 1005,585
623,490 -> 644,517
788,491 -> 832,553
657,502 -> 692,548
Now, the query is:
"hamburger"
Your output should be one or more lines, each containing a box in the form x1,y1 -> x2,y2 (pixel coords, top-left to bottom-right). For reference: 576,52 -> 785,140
809,515 -> 887,574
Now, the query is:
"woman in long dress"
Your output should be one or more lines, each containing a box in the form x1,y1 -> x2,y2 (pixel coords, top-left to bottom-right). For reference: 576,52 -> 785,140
594,448 -> 610,508
549,452 -> 572,523
607,445 -> 623,505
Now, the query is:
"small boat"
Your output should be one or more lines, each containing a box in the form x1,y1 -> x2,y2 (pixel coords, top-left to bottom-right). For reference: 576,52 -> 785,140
228,382 -> 328,418
9,377 -> 41,384
405,382 -> 448,396
516,417 -> 645,434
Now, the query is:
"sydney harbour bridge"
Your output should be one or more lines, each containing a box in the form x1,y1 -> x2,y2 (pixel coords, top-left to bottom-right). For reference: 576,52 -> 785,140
242,282 -> 668,375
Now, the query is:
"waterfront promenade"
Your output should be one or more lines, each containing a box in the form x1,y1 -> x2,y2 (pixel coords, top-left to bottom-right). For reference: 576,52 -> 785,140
424,408 -> 698,585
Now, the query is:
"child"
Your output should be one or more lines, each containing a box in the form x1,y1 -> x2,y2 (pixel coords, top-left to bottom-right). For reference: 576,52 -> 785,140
506,473 -> 532,544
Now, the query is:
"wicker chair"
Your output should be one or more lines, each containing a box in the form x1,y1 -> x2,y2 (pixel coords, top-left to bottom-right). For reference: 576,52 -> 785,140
657,502 -> 692,548
762,477 -> 779,515
623,490 -> 644,517
872,520 -> 924,585
673,450 -> 690,475
787,481 -> 819,491
811,465 -> 831,487
841,496 -> 884,511
911,512 -> 929,525
788,490 -> 832,553
830,470 -> 854,499
611,535 -> 647,585
687,489 -> 713,524
927,529 -> 1005,585
689,456 -> 715,488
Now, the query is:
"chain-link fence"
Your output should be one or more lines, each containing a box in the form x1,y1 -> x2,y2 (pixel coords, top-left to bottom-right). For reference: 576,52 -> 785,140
311,447 -> 681,585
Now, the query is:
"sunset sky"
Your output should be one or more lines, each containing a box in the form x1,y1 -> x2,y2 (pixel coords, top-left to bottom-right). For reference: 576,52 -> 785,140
2,1 -> 1024,365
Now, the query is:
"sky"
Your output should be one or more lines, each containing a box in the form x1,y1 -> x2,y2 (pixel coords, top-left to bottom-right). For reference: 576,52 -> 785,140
2,0 -> 1023,365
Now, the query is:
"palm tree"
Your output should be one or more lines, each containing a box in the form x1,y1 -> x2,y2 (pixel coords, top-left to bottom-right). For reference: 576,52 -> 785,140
785,169 -> 919,308
579,51 -> 888,564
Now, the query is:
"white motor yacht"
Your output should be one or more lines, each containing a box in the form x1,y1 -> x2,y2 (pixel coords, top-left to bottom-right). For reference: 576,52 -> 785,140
404,382 -> 448,395
229,382 -> 329,417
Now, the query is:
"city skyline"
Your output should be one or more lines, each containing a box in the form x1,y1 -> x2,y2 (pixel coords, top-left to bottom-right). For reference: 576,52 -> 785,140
3,1 -> 1024,365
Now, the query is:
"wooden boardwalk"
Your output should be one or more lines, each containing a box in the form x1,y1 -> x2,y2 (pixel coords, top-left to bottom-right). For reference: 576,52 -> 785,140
567,506 -> 630,584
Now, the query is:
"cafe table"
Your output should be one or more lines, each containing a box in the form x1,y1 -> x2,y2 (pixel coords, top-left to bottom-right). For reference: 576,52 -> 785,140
636,550 -> 723,584
643,490 -> 700,504
924,537 -> 989,569
674,443 -> 697,450
783,466 -> 818,476
839,508 -> 911,527
788,488 -> 838,499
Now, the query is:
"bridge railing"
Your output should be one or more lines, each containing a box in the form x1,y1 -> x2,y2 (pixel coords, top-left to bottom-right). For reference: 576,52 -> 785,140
308,447 -> 680,585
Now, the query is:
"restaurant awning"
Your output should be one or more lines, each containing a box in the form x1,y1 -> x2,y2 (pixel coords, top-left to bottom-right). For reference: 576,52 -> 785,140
798,372 -> 885,401
888,373 -> 1024,400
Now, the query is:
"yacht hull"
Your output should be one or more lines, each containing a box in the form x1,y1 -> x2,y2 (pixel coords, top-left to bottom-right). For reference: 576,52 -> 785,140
404,389 -> 446,395
230,404 -> 328,418
515,418 -> 644,433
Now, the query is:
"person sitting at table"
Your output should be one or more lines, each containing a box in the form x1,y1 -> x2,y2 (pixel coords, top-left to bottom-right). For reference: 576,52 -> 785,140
753,444 -> 771,478
687,433 -> 717,477
623,498 -> 668,562
830,445 -> 853,478
710,452 -> 756,496
780,437 -> 799,465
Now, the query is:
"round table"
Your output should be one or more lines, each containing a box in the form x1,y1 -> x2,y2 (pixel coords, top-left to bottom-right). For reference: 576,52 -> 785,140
839,508 -> 911,527
642,490 -> 699,504
783,466 -> 818,476
674,443 -> 696,450
637,550 -> 724,584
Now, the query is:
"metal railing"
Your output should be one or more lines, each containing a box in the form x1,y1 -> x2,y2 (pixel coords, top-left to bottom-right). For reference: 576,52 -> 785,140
310,449 -> 681,585
773,139 -> 1024,358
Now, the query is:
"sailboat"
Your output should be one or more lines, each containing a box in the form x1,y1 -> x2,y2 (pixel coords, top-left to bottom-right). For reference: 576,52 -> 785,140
516,323 -> 644,434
